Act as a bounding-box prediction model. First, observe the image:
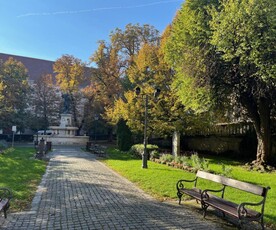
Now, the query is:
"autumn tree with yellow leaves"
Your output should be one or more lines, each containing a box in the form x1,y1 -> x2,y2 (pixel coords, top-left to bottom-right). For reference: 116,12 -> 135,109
54,54 -> 85,133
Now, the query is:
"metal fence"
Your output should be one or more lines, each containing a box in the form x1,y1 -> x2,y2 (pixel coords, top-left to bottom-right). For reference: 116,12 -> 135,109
185,122 -> 255,137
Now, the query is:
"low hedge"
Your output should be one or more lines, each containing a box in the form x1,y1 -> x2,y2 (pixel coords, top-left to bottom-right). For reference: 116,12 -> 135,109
130,144 -> 159,158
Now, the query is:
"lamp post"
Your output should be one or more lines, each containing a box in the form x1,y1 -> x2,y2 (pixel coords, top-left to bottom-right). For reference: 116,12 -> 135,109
11,126 -> 17,148
136,86 -> 160,168
94,114 -> 99,144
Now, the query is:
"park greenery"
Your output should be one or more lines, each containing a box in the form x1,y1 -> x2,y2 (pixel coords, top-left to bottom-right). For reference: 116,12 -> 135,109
103,147 -> 276,228
0,58 -> 29,132
0,147 -> 46,212
0,0 -> 275,167
165,0 -> 276,167
0,146 -> 275,228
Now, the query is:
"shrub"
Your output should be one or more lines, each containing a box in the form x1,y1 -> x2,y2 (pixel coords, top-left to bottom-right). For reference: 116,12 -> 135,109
117,119 -> 133,151
190,153 -> 209,171
180,156 -> 191,167
221,163 -> 233,177
174,156 -> 189,164
130,144 -> 159,158
174,156 -> 182,164
160,154 -> 174,163
150,150 -> 160,159
182,160 -> 192,167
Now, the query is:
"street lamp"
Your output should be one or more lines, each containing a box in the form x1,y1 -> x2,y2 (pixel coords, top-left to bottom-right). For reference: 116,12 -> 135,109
12,126 -> 16,147
94,114 -> 99,144
136,86 -> 161,168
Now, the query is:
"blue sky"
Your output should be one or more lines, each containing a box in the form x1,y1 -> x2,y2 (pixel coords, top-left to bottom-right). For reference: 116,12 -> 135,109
0,0 -> 183,62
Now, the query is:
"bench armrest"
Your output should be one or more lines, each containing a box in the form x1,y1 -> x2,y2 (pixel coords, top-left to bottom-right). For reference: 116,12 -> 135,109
0,188 -> 12,201
176,178 -> 197,190
201,186 -> 225,200
237,200 -> 264,218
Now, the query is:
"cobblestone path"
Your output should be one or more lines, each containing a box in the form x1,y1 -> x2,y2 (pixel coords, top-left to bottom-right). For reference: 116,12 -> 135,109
0,146 -> 225,230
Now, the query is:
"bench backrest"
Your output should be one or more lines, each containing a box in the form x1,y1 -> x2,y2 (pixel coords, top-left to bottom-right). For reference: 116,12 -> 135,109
196,170 -> 268,196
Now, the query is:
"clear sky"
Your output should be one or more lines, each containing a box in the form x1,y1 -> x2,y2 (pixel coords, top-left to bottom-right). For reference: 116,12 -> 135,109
0,0 -> 183,62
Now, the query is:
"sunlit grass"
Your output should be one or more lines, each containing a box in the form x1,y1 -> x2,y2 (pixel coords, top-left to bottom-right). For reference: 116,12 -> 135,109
0,147 -> 47,212
102,148 -> 276,227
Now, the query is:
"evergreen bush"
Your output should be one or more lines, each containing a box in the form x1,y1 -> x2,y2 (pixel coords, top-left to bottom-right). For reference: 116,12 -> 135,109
116,119 -> 133,151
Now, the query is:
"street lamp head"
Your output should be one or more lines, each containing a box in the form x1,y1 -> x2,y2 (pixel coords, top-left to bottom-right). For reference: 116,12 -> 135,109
154,88 -> 161,98
135,87 -> 141,96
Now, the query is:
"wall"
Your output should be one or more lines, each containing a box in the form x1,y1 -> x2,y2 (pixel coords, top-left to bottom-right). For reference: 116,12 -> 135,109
182,135 -> 276,160
182,136 -> 243,156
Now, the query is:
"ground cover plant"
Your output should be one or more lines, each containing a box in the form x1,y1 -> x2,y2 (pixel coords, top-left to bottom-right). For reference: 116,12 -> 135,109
102,148 -> 276,228
0,147 -> 47,212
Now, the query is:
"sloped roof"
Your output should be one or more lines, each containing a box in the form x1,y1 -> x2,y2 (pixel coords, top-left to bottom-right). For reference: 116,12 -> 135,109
0,53 -> 93,87
0,53 -> 55,82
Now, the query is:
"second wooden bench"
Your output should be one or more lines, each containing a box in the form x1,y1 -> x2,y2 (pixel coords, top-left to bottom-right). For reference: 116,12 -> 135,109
176,170 -> 270,229
0,187 -> 12,218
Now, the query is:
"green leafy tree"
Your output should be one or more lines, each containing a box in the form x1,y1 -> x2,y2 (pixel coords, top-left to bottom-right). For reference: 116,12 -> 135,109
164,0 -> 220,113
0,57 -> 29,131
209,0 -> 276,166
117,119 -> 132,151
165,0 -> 276,166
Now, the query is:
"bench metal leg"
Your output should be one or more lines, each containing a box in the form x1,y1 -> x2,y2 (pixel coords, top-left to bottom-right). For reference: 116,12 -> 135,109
238,219 -> 242,230
260,217 -> 265,230
177,191 -> 183,205
201,202 -> 209,218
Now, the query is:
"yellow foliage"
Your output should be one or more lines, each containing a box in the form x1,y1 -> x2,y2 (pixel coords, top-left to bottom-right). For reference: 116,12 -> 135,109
54,54 -> 85,93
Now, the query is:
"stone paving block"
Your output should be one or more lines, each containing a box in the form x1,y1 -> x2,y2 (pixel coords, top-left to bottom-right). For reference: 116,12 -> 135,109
1,146 -> 227,230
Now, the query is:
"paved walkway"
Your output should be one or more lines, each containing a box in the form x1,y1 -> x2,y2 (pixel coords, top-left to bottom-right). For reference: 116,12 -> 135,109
1,146 -> 226,230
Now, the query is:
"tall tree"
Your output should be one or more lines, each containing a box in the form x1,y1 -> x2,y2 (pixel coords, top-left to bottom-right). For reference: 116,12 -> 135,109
165,0 -> 220,113
83,41 -> 123,138
209,0 -> 276,166
53,54 -> 85,132
0,57 -> 29,131
85,24 -> 160,138
89,41 -> 123,107
165,0 -> 276,166
105,30 -> 208,138
29,74 -> 61,131
110,23 -> 160,59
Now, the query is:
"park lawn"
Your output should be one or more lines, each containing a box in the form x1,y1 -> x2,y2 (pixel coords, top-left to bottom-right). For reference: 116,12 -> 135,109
102,148 -> 276,228
0,147 -> 47,212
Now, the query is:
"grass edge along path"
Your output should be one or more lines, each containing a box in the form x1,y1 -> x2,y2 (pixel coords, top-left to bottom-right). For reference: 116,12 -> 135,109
0,147 -> 47,212
102,148 -> 276,229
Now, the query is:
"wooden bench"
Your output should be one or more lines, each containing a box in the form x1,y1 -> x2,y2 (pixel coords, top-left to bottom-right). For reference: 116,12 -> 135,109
176,170 -> 270,229
0,188 -> 12,218
88,144 -> 106,157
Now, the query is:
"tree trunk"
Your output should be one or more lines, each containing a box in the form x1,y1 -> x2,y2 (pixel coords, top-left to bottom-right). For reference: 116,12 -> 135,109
241,96 -> 272,166
172,131 -> 180,157
253,98 -> 271,166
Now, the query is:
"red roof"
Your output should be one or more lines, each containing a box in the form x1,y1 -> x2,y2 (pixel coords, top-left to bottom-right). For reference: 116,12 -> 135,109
0,53 -> 55,82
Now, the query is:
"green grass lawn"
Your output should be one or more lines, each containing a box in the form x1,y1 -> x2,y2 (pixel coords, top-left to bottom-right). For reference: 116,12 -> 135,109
102,148 -> 276,228
0,147 -> 47,212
